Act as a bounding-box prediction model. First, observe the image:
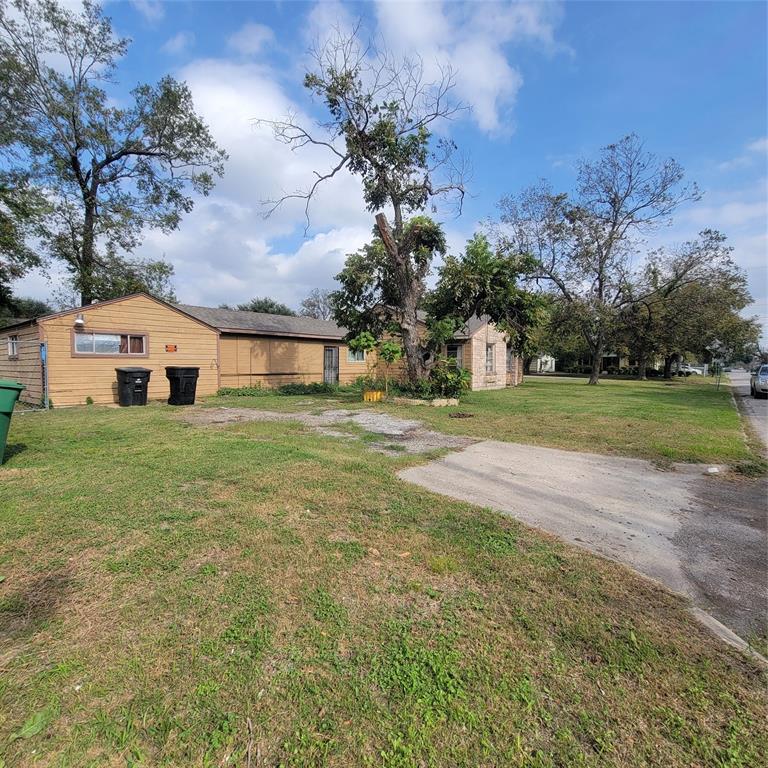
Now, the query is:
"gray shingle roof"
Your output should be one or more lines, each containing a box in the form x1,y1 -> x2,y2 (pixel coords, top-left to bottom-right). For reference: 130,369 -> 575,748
453,315 -> 493,339
176,304 -> 347,340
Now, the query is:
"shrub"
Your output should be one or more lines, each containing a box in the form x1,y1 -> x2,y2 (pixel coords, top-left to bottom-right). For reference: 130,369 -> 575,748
277,382 -> 339,395
396,358 -> 471,400
216,385 -> 270,397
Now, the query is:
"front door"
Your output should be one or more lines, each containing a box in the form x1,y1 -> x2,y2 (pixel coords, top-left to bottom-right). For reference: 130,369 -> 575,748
323,346 -> 339,385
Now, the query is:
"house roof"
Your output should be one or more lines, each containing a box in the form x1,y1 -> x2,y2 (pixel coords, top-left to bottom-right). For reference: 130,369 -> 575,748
176,304 -> 347,340
1,293 -> 221,334
0,317 -> 32,331
453,315 -> 493,340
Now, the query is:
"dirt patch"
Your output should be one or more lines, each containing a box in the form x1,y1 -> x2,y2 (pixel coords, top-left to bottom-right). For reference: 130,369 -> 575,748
180,407 -> 474,455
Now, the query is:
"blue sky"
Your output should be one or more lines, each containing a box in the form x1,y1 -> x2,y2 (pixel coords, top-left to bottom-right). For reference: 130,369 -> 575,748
19,1 -> 768,337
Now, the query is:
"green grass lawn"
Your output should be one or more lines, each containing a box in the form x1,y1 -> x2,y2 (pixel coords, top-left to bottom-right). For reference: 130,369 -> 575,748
213,376 -> 753,466
1,403 -> 766,767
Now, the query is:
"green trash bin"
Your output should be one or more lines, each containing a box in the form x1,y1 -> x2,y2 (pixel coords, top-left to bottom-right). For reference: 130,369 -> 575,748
0,379 -> 26,465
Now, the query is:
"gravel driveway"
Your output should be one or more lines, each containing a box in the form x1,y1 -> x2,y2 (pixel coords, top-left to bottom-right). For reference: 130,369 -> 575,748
400,440 -> 767,653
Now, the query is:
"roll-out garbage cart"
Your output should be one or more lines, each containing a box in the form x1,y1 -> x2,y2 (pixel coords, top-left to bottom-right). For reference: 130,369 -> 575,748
115,367 -> 152,406
0,379 -> 26,465
165,366 -> 200,405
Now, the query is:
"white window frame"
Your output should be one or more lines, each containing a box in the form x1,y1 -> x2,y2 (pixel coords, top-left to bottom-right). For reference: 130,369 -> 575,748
446,343 -> 463,368
485,343 -> 495,373
73,331 -> 147,356
346,348 -> 365,363
7,334 -> 18,359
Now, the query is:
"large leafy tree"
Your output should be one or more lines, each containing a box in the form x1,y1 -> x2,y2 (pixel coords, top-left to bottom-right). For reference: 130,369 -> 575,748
0,294 -> 52,326
263,27 -> 466,383
0,39 -> 47,313
497,135 -> 699,383
0,0 -> 226,305
427,233 -> 543,355
616,230 -> 753,378
0,174 -> 45,314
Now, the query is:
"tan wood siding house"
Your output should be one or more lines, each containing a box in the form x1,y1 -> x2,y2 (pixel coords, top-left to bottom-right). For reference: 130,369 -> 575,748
1,294 -> 220,406
177,305 -> 368,388
0,321 -> 44,404
1,295 -> 524,406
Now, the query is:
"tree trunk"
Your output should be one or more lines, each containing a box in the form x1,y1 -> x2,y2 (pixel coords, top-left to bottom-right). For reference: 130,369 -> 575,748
523,356 -> 533,375
663,353 -> 679,379
636,352 -> 647,381
376,212 -> 429,386
79,199 -> 97,306
588,337 -> 603,385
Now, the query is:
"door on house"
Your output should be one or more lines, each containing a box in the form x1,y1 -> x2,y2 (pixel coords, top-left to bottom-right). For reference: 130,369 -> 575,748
323,346 -> 339,385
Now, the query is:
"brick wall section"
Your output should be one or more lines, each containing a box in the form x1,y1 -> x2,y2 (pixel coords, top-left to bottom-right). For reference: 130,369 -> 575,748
506,352 -> 524,386
468,323 -> 507,390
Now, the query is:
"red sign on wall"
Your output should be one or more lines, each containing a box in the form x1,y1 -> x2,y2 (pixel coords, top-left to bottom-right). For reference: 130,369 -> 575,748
165,344 -> 178,352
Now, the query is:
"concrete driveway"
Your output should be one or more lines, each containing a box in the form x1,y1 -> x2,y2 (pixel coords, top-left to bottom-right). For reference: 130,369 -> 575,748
400,440 -> 767,651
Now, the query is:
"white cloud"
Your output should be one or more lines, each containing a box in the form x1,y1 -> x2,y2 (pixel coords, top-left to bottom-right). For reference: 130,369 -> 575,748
130,0 -> 164,23
227,22 -> 275,57
374,0 -> 565,134
718,136 -> 768,171
161,31 -> 195,56
119,54 -> 375,308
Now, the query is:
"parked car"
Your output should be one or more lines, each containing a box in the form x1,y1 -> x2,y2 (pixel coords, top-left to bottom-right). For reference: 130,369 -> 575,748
750,365 -> 768,399
680,363 -> 702,375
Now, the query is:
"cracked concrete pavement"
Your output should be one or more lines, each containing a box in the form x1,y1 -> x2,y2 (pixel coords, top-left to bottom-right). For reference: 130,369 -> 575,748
400,441 -> 767,652
184,401 -> 766,653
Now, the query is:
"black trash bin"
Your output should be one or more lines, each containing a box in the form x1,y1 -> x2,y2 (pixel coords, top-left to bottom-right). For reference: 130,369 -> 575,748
165,366 -> 200,405
115,367 -> 152,406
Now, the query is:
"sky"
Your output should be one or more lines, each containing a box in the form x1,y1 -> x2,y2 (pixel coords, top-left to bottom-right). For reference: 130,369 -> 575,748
16,0 -> 768,338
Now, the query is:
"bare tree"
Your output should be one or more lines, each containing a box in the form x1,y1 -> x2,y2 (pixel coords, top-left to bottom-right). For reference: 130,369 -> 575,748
260,25 -> 467,382
299,288 -> 334,321
497,135 -> 700,383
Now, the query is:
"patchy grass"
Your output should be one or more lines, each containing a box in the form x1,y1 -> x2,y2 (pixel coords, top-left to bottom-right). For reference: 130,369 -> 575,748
213,376 -> 752,465
0,404 -> 766,766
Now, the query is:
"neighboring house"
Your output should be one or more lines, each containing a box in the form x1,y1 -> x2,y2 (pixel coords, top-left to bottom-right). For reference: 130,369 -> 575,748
530,354 -> 556,374
443,315 -> 523,390
0,293 -> 523,406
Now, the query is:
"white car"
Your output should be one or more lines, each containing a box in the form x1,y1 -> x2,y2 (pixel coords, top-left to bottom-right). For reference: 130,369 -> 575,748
750,365 -> 768,399
680,363 -> 702,375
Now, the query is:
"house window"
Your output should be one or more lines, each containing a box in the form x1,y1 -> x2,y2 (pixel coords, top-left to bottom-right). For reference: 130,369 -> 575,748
7,335 -> 18,358
485,343 -> 495,373
74,332 -> 146,355
446,343 -> 463,368
347,348 -> 365,363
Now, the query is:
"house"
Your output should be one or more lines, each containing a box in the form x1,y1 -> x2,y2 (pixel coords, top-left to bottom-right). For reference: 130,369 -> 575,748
0,293 -> 370,406
0,293 -> 523,406
443,315 -> 523,390
176,303 -> 366,389
0,294 -> 220,406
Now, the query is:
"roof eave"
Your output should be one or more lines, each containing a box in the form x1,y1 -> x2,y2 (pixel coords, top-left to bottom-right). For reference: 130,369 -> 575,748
0,318 -> 37,332
218,327 -> 346,341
